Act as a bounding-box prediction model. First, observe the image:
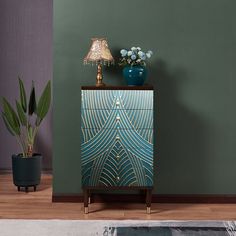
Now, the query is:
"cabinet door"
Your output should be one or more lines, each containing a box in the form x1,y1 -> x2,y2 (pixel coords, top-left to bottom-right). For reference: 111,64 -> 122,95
81,128 -> 153,187
81,89 -> 154,187
81,109 -> 153,130
81,90 -> 153,110
82,168 -> 153,187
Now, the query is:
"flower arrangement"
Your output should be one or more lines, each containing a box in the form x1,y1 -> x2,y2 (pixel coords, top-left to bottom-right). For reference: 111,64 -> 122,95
119,47 -> 153,67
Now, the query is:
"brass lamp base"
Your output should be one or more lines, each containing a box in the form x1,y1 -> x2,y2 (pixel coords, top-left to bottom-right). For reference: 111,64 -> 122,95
96,83 -> 105,87
96,64 -> 106,87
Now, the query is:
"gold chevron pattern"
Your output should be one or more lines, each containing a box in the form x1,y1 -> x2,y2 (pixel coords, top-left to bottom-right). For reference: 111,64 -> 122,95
81,89 -> 154,187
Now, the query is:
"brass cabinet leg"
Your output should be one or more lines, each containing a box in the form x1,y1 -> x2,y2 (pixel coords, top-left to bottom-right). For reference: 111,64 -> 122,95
84,207 -> 89,214
146,189 -> 152,214
146,207 -> 151,214
88,189 -> 91,204
84,189 -> 89,214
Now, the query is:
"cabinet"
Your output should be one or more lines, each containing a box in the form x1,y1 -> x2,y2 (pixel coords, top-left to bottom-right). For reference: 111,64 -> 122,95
81,86 -> 154,213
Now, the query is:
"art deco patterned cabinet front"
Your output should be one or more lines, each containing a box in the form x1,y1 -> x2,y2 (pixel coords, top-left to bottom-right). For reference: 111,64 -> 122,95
81,86 -> 154,213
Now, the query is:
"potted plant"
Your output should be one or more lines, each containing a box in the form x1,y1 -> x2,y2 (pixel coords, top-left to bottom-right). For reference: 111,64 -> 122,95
119,47 -> 153,86
1,78 -> 51,192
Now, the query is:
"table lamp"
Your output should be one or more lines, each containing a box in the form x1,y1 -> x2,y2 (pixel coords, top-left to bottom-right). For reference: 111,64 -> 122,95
84,38 -> 114,87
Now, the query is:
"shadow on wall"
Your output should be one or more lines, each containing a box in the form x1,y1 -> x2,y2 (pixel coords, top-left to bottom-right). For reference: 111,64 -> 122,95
150,60 -> 209,194
34,111 -> 53,171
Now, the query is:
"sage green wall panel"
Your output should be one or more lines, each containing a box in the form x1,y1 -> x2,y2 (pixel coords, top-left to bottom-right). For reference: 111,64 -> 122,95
53,0 -> 236,194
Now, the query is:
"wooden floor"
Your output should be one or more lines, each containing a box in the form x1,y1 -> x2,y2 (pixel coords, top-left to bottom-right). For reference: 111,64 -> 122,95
1,174 -> 236,220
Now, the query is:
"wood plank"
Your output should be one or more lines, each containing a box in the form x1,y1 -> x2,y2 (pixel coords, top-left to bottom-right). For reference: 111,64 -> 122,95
1,174 -> 236,220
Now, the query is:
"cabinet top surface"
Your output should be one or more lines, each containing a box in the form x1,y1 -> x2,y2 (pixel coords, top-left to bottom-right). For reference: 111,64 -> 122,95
81,85 -> 153,90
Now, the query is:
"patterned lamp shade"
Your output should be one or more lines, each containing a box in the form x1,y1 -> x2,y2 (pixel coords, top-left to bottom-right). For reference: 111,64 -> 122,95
84,38 -> 114,87
84,38 -> 114,65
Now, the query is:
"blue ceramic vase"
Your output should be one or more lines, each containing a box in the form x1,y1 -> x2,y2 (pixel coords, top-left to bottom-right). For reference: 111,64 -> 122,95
123,66 -> 147,86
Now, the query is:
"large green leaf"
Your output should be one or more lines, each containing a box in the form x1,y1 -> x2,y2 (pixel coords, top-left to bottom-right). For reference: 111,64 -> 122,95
28,81 -> 37,116
1,98 -> 20,135
18,77 -> 27,113
2,112 -> 16,136
36,81 -> 51,124
16,100 -> 27,126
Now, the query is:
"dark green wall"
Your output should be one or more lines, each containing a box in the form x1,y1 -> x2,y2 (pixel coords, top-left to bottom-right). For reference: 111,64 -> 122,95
53,0 -> 236,194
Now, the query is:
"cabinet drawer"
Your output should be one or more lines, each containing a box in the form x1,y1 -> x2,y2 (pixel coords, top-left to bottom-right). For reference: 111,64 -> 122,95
81,145 -> 153,171
81,108 -> 153,129
81,141 -> 153,187
81,128 -> 153,149
82,90 -> 153,110
81,129 -> 153,160
82,167 -> 153,187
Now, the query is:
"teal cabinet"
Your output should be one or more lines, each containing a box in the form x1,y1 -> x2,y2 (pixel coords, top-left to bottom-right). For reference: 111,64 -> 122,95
81,86 -> 154,213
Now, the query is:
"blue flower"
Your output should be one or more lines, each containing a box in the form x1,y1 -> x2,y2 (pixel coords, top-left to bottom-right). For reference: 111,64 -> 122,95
138,51 -> 145,57
127,51 -> 132,56
146,51 -> 153,58
120,49 -> 127,57
147,50 -> 153,57
131,54 -> 137,60
138,51 -> 146,60
119,47 -> 153,66
140,54 -> 146,60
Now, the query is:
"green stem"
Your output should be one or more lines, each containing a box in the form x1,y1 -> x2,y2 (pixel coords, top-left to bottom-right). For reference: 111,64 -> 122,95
19,125 -> 27,156
20,134 -> 27,155
25,119 -> 29,151
15,135 -> 26,157
33,126 -> 39,139
31,126 -> 39,148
